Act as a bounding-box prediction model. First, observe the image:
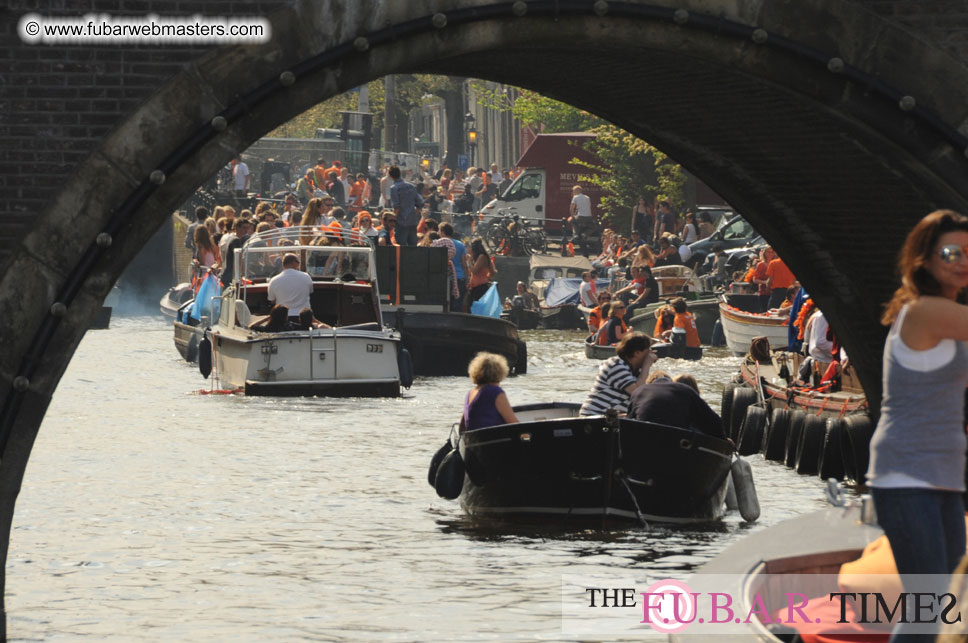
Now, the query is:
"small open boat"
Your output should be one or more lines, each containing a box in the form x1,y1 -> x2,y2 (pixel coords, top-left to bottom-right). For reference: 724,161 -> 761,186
433,403 -> 734,525
583,337 -> 694,361
627,295 -> 720,345
719,297 -> 790,356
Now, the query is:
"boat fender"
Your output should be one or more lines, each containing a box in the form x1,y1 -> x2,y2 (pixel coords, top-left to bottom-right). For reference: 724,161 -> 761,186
513,340 -> 528,375
710,319 -> 726,347
729,387 -> 758,442
725,473 -> 739,511
737,405 -> 767,456
198,335 -> 212,379
397,347 -> 414,389
434,449 -> 465,500
731,457 -> 760,522
843,414 -> 874,485
764,408 -> 791,462
428,439 -> 452,487
795,414 -> 826,476
785,410 -> 807,468
720,382 -> 741,437
819,418 -> 846,481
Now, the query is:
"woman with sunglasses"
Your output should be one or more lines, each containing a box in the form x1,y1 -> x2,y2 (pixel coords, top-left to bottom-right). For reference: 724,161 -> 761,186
378,210 -> 397,246
596,301 -> 629,346
867,209 -> 968,638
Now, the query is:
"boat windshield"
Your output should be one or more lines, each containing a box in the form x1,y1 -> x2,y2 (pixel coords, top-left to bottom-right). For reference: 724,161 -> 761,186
239,227 -> 375,283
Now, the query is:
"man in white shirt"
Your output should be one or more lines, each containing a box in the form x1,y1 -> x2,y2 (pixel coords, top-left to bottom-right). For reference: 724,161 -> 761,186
268,253 -> 313,320
489,163 -> 503,184
578,271 -> 597,308
570,184 -> 594,257
232,157 -> 250,198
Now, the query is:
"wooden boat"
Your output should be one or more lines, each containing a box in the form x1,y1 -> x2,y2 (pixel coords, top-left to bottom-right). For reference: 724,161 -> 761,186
209,227 -> 410,397
719,298 -> 790,356
723,347 -> 872,482
160,282 -> 193,320
583,337 -> 693,361
443,403 -> 733,524
670,498 -> 883,642
528,254 -> 598,330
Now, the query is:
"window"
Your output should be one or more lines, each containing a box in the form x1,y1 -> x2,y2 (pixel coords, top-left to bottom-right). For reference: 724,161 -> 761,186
503,173 -> 542,201
722,218 -> 754,241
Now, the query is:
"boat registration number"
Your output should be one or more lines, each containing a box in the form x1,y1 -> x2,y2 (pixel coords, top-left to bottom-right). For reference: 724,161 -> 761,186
366,344 -> 383,353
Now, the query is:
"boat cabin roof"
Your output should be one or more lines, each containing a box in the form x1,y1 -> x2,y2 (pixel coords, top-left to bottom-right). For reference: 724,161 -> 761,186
235,226 -> 377,285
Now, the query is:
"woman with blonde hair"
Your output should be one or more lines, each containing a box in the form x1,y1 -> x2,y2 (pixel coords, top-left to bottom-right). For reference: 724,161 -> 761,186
867,210 -> 968,634
631,244 -> 655,269
461,352 -> 518,432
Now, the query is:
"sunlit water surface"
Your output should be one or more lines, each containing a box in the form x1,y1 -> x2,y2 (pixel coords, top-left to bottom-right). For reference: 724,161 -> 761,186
6,318 -> 838,641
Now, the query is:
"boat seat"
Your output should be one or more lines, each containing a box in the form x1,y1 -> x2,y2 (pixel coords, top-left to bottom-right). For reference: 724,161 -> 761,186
235,300 -> 252,327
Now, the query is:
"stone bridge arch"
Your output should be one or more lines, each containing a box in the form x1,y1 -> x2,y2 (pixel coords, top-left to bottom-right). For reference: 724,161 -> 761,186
3,0 -> 968,631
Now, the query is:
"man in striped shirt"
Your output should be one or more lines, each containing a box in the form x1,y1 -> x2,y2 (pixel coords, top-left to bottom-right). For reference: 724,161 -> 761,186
579,333 -> 657,416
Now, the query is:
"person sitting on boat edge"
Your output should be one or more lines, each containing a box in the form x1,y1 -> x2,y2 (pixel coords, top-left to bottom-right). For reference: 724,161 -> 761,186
267,253 -> 313,322
249,304 -> 290,332
626,370 -> 727,440
654,304 -> 675,340
579,332 -> 658,417
596,301 -> 629,346
295,307 -> 331,330
587,290 -> 612,333
461,352 -> 519,432
624,264 -> 659,321
504,281 -> 539,312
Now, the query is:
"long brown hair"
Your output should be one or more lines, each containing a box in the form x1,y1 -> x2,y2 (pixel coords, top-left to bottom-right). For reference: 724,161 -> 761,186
881,209 -> 968,325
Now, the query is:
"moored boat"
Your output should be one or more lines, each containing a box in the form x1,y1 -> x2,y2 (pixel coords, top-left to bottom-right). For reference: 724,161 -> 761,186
718,297 -> 790,356
433,403 -> 734,524
208,227 -> 410,397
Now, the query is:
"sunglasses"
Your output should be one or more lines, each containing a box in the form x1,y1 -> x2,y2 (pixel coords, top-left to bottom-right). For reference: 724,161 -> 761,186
937,245 -> 968,264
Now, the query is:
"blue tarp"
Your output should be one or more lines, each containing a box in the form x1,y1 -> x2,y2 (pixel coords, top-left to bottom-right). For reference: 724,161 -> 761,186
187,273 -> 222,323
544,278 -> 610,308
471,282 -> 502,318
787,287 -> 809,352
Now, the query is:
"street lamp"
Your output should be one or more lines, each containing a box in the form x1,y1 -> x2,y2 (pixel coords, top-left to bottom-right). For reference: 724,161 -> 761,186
467,127 -> 478,166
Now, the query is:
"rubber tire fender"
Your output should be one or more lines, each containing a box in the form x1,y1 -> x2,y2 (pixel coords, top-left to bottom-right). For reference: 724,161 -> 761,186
720,382 -> 742,438
795,414 -> 826,476
397,346 -> 414,389
737,405 -> 767,456
729,387 -> 759,442
785,410 -> 807,468
764,408 -> 791,462
843,414 -> 875,485
428,440 -> 452,487
819,418 -> 846,481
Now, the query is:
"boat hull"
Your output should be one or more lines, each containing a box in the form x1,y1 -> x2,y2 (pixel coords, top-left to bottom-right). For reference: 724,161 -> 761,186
214,328 -> 402,397
628,297 -> 720,344
583,340 -> 696,361
173,319 -> 204,362
539,304 -> 585,329
388,310 -> 522,376
719,301 -> 789,356
459,409 -> 732,524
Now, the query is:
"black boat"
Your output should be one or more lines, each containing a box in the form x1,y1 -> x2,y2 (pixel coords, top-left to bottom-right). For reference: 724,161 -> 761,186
391,308 -> 526,376
436,403 -> 733,524
501,307 -> 540,330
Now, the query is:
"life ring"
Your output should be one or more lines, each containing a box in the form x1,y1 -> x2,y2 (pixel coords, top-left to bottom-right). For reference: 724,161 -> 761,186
513,339 -> 528,375
795,414 -> 826,476
819,418 -> 846,481
764,408 -> 791,462
720,382 -> 741,438
784,410 -> 807,468
843,414 -> 874,484
737,405 -> 767,456
729,387 -> 759,442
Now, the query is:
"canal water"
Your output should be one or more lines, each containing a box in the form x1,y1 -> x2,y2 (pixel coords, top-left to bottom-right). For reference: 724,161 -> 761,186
7,318 -> 838,641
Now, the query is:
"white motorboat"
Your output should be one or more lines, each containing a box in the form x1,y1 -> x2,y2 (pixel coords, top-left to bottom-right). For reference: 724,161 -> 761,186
207,227 -> 411,397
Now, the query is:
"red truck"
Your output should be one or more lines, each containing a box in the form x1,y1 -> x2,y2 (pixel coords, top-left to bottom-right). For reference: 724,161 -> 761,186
479,132 -> 605,233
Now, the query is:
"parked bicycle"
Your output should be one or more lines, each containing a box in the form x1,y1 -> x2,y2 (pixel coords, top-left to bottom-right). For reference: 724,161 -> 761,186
479,208 -> 547,256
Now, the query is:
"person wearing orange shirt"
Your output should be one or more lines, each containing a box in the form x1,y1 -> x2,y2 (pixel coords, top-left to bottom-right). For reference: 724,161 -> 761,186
668,298 -> 701,348
311,158 -> 328,192
750,246 -> 775,311
654,305 -> 675,339
587,290 -> 612,334
766,254 -> 797,308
